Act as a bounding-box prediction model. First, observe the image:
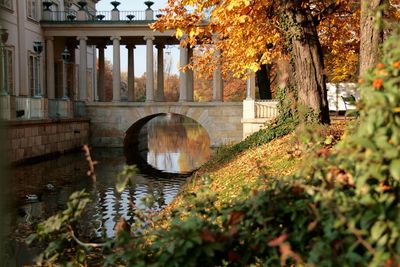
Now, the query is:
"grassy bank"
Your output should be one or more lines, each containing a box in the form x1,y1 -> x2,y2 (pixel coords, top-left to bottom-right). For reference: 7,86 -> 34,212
166,119 -> 346,212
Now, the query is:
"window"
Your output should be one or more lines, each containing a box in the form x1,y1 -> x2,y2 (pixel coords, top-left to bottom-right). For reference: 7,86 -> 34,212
28,53 -> 39,97
0,0 -> 13,10
5,47 -> 14,94
27,0 -> 38,20
0,47 -> 14,95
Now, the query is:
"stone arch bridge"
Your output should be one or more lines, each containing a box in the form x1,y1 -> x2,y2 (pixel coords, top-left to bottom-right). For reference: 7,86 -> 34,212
86,102 -> 243,148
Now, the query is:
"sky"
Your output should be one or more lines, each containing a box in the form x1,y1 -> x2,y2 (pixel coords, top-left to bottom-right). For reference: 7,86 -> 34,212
96,0 -> 180,76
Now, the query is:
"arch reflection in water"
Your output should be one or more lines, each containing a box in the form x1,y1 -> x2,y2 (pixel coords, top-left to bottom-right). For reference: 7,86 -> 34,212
126,113 -> 212,174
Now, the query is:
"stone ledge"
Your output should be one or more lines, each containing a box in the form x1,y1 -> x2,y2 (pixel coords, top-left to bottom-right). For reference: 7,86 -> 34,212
86,101 -> 243,108
4,117 -> 90,127
241,118 -> 272,124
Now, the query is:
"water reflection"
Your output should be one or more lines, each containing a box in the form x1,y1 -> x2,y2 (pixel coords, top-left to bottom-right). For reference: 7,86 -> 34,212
139,113 -> 212,173
6,113 -> 213,266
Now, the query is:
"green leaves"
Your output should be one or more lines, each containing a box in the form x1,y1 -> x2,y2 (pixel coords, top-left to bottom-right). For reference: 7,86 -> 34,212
389,159 -> 400,180
116,165 -> 137,193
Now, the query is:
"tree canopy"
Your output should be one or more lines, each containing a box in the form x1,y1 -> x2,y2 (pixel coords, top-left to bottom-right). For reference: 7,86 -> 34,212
153,0 -> 365,123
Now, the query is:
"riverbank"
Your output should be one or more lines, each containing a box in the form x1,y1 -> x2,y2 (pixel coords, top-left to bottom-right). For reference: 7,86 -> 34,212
164,119 -> 347,213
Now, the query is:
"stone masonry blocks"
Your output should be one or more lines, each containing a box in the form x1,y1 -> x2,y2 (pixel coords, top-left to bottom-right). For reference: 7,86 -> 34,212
86,103 -> 243,148
6,119 -> 90,163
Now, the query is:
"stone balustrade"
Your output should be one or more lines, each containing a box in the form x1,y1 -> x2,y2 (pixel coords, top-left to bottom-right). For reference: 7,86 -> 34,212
242,99 -> 279,139
255,100 -> 279,118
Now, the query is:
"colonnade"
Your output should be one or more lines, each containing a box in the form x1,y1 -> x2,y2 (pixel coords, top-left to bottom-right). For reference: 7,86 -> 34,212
45,35 -> 224,103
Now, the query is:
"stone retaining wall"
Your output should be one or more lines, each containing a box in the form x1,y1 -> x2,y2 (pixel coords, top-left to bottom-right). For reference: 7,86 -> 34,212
4,118 -> 90,163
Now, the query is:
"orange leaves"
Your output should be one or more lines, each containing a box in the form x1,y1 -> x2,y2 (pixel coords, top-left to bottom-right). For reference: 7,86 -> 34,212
153,0 -> 360,80
393,61 -> 400,69
373,78 -> 384,90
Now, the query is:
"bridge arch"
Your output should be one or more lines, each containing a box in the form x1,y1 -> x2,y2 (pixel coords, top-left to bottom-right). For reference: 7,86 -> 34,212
122,105 -> 217,147
124,112 -> 213,148
87,102 -> 243,148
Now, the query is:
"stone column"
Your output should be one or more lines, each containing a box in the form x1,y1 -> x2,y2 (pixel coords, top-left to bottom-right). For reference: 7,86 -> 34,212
77,36 -> 87,101
111,36 -> 121,102
187,47 -> 194,101
97,44 -> 106,101
246,72 -> 256,99
179,46 -> 188,102
156,44 -> 165,101
126,45 -> 135,101
45,37 -> 55,99
212,50 -> 223,102
144,36 -> 155,102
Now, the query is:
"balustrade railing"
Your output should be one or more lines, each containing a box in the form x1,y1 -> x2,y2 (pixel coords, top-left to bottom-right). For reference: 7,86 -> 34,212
254,100 -> 278,119
41,10 -> 159,22
42,10 -> 78,22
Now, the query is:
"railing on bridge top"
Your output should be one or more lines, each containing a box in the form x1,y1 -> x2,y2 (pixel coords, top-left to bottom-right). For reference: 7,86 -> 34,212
254,100 -> 278,119
41,10 -> 163,22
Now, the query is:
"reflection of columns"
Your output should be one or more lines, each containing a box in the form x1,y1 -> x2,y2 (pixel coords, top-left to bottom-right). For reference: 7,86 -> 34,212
179,46 -> 188,102
77,36 -> 87,101
156,44 -> 164,101
46,37 -> 55,99
212,50 -> 223,102
187,47 -> 194,101
97,44 -> 106,101
66,44 -> 76,100
126,45 -> 135,101
111,36 -> 121,102
144,36 -> 155,102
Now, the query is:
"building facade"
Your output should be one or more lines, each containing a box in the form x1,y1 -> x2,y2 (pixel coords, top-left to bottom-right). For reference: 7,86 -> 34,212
0,0 -> 98,119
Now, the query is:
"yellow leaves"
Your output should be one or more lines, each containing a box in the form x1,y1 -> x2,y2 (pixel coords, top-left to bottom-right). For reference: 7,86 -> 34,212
176,28 -> 184,38
238,15 -> 247,23
247,63 -> 260,72
227,0 -> 251,11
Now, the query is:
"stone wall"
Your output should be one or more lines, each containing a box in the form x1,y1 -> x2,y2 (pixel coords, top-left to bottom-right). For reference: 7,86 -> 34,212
86,102 -> 243,148
4,118 -> 90,163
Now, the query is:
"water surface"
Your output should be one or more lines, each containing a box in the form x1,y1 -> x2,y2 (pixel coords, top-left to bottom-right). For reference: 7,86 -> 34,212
5,113 -> 212,266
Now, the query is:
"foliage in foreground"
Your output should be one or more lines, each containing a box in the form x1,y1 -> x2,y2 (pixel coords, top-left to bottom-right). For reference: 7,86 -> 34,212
29,29 -> 400,266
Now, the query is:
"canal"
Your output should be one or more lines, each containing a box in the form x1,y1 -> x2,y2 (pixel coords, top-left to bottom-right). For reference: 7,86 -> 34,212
4,113 -> 212,266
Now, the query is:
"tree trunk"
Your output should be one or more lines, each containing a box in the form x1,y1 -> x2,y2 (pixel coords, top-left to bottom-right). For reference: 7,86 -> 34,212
287,9 -> 331,124
256,64 -> 272,99
359,0 -> 385,76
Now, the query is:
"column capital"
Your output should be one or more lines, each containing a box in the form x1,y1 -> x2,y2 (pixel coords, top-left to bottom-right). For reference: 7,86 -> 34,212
45,36 -> 54,41
76,36 -> 88,41
144,36 -> 155,41
156,44 -> 165,49
126,44 -> 136,49
110,36 -> 121,41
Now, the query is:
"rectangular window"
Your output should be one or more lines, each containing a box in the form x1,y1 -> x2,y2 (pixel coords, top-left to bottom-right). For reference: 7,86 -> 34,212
28,53 -> 39,97
27,0 -> 38,20
0,0 -> 13,10
0,47 -> 14,95
5,47 -> 14,95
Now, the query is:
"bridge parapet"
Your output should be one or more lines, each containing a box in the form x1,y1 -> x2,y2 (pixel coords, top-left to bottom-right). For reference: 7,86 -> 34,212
241,99 -> 278,139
